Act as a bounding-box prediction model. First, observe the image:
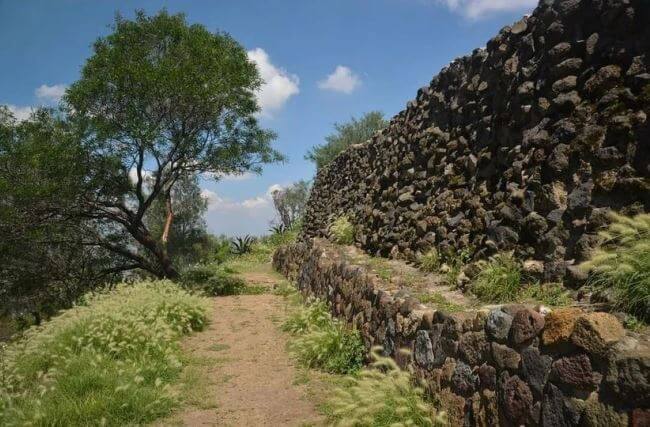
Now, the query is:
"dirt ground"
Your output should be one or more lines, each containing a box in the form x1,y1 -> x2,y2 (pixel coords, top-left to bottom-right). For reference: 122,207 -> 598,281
168,270 -> 323,427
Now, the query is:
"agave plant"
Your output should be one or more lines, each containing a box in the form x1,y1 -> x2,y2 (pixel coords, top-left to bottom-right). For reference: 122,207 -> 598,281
269,223 -> 287,235
230,235 -> 256,255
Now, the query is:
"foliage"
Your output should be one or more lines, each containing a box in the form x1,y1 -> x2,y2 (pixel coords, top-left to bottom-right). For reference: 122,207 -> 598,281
326,347 -> 446,427
520,283 -> 572,307
441,249 -> 472,286
580,213 -> 650,320
471,253 -> 522,303
284,298 -> 365,375
230,235 -> 256,255
63,10 -> 282,278
180,264 -> 247,296
270,224 -> 287,235
0,281 -> 209,425
419,249 -> 441,273
305,111 -> 387,170
330,216 -> 355,245
417,292 -> 463,312
270,180 -> 311,229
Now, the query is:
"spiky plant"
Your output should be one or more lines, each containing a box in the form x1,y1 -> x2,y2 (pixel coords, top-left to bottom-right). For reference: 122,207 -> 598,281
326,347 -> 446,426
269,224 -> 287,235
230,235 -> 256,255
330,216 -> 355,245
419,249 -> 441,273
471,252 -> 521,303
580,213 -> 650,320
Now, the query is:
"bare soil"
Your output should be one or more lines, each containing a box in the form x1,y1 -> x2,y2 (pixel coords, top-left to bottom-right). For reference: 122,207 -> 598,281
168,269 -> 323,427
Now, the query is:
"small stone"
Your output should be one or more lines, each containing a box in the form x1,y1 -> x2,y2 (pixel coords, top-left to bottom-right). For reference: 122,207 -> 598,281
542,307 -> 582,346
510,308 -> 545,344
551,353 -> 599,391
485,309 -> 513,341
491,342 -> 521,371
499,374 -> 533,425
571,312 -> 625,356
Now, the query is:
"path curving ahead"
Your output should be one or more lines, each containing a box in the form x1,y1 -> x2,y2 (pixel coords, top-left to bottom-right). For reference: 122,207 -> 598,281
172,268 -> 322,427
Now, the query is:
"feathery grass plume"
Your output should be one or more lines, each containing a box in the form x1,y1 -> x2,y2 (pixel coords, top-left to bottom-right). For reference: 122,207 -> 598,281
471,252 -> 522,303
441,249 -> 472,286
580,212 -> 650,320
330,216 -> 355,245
0,281 -> 210,426
326,347 -> 446,426
419,249 -> 441,273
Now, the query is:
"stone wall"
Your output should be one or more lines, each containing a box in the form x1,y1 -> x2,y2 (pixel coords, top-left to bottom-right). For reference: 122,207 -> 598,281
273,239 -> 650,426
302,0 -> 650,282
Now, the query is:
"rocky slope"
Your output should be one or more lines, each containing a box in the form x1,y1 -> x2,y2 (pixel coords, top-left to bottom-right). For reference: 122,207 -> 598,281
302,0 -> 650,283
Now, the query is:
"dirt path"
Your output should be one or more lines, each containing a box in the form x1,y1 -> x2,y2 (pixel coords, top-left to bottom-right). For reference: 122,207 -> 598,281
170,268 -> 323,427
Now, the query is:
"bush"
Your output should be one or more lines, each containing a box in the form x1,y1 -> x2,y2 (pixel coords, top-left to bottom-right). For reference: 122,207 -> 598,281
0,281 -> 209,425
230,235 -> 256,255
580,213 -> 650,321
180,264 -> 247,296
326,347 -> 446,426
419,249 -> 440,272
284,298 -> 365,374
330,216 -> 355,245
471,253 -> 521,303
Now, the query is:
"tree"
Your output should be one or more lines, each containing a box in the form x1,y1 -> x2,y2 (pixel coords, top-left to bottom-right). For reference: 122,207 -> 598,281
271,180 -> 311,229
305,111 -> 387,170
64,10 -> 282,278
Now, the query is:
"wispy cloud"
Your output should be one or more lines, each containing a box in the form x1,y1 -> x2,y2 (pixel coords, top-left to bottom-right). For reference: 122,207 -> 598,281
247,48 -> 299,116
318,66 -> 361,94
435,0 -> 536,20
35,84 -> 67,103
5,105 -> 33,121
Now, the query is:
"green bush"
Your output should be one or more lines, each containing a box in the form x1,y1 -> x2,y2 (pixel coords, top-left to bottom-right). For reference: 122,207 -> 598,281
284,298 -> 365,374
180,264 -> 246,296
580,213 -> 650,321
0,281 -> 209,426
330,216 -> 355,245
326,347 -> 446,426
471,253 -> 521,303
419,249 -> 441,273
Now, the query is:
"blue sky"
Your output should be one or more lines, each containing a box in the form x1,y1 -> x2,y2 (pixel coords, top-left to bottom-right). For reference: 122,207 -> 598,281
0,0 -> 536,236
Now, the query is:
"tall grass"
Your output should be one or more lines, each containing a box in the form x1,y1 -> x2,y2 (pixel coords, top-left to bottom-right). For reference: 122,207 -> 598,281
580,213 -> 650,320
419,249 -> 440,273
326,347 -> 446,427
330,216 -> 355,245
471,253 -> 521,303
0,281 -> 210,426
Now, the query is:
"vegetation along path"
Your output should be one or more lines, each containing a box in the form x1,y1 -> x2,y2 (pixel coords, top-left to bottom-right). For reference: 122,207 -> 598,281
172,264 -> 323,427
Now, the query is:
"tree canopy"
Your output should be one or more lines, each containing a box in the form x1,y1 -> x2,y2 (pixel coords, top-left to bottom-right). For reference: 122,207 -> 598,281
305,111 -> 387,170
271,180 -> 311,229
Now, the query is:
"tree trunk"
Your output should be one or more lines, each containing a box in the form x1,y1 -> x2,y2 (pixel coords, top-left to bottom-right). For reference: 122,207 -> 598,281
161,190 -> 174,246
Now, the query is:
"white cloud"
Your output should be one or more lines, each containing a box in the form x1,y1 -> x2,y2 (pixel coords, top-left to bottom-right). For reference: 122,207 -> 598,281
35,84 -> 67,103
247,48 -> 299,116
318,66 -> 361,94
6,105 -> 33,121
266,183 -> 284,196
436,0 -> 536,20
128,167 -> 153,185
205,171 -> 255,181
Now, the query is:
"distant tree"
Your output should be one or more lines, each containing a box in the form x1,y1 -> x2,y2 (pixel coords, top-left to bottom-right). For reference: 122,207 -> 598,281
305,111 -> 387,170
271,180 -> 311,229
64,10 -> 283,279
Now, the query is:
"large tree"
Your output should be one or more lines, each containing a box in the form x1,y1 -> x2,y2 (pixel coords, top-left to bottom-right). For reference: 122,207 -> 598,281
64,11 -> 282,278
305,111 -> 387,170
271,180 -> 311,229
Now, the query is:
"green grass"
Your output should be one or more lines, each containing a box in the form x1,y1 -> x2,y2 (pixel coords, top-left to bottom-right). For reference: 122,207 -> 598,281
325,347 -> 446,427
207,343 -> 230,352
471,253 -> 522,303
520,283 -> 572,307
283,298 -> 365,375
330,216 -> 355,245
0,281 -> 209,426
442,249 -> 472,286
180,264 -> 248,296
417,292 -> 463,312
580,213 -> 650,321
419,249 -> 441,273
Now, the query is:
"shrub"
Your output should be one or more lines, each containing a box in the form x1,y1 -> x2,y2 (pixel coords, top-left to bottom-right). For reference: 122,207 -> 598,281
0,281 -> 209,425
230,235 -> 256,255
326,347 -> 446,426
330,216 -> 355,245
419,249 -> 441,273
580,212 -> 650,321
471,253 -> 521,303
180,264 -> 247,296
284,298 -> 365,374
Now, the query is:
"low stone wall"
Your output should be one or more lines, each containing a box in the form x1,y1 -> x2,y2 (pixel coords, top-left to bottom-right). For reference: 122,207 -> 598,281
273,239 -> 649,426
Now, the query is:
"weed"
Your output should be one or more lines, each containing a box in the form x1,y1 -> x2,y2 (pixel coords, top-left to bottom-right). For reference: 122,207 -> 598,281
326,347 -> 446,426
330,216 -> 355,245
419,249 -> 441,273
520,283 -> 572,307
623,314 -> 646,332
580,213 -> 650,321
471,253 -> 521,303
207,343 -> 230,352
417,292 -> 463,312
230,235 -> 256,255
180,264 -> 247,296
442,249 -> 472,286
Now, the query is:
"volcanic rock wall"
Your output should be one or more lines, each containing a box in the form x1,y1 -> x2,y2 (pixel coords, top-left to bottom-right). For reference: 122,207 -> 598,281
302,0 -> 650,282
273,239 -> 650,426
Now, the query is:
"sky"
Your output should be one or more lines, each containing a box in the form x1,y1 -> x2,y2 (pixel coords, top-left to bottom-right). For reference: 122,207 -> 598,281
0,0 -> 537,236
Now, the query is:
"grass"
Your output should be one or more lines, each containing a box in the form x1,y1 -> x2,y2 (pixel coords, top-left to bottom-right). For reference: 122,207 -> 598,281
441,249 -> 472,286
330,216 -> 355,245
419,249 -> 440,273
471,253 -> 521,303
0,281 -> 210,426
325,347 -> 447,427
369,256 -> 394,282
417,292 -> 463,312
580,212 -> 650,321
520,282 -> 572,307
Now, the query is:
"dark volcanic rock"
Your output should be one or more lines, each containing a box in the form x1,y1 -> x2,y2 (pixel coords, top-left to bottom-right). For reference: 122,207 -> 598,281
510,309 -> 545,345
499,374 -> 533,426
